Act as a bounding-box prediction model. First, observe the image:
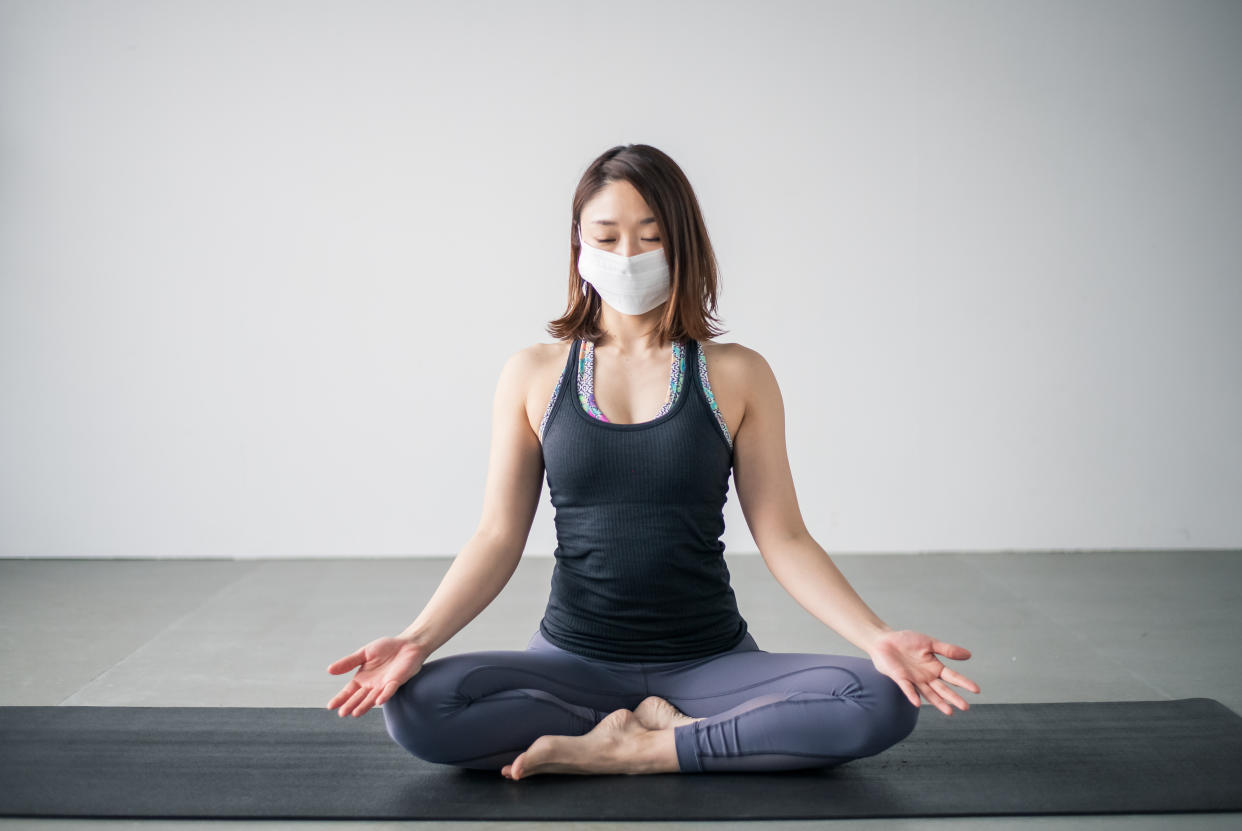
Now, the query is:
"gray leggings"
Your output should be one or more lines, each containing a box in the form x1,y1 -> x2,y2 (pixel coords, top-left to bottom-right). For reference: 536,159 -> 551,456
382,627 -> 920,773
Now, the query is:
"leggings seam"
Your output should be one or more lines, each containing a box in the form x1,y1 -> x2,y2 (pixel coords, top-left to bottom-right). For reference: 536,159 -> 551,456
669,665 -> 867,702
456,664 -> 642,701
684,693 -> 866,762
690,691 -> 865,725
705,749 -> 853,759
439,694 -> 600,765
454,662 -> 866,705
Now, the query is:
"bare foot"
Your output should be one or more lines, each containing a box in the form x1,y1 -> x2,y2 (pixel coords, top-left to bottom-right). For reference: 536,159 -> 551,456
632,695 -> 705,730
500,708 -> 680,780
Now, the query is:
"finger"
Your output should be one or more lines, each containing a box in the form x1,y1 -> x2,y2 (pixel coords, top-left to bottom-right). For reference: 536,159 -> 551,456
895,678 -> 921,709
918,682 -> 953,716
352,686 -> 382,717
326,650 -> 365,675
932,640 -> 972,661
338,686 -> 370,718
929,678 -> 970,711
940,667 -> 981,694
326,680 -> 359,710
375,681 -> 397,707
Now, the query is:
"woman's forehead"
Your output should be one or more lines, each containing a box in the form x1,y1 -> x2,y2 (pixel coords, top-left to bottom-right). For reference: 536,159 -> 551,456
583,185 -> 656,225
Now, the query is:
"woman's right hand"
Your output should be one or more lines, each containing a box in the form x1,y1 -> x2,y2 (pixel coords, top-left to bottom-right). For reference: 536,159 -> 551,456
326,635 -> 428,718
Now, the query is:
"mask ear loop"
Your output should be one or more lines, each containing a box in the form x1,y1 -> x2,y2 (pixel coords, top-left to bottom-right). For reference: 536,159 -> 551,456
577,222 -> 591,297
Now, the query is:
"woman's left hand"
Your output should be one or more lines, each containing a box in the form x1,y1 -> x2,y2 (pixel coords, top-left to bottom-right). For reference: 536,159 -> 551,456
866,629 -> 981,715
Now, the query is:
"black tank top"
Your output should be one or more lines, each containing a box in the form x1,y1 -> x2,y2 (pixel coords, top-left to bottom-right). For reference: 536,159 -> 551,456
537,337 -> 750,662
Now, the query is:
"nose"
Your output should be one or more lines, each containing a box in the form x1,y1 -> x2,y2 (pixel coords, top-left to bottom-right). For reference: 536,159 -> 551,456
617,237 -> 645,258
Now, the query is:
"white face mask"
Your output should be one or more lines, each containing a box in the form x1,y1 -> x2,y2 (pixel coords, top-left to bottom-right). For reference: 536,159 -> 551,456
577,224 -> 671,315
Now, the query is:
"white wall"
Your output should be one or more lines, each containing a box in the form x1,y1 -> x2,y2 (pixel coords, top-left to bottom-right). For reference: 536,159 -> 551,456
2,0 -> 1238,558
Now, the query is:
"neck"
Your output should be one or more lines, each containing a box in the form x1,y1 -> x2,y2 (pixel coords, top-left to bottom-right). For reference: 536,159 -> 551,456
596,304 -> 671,355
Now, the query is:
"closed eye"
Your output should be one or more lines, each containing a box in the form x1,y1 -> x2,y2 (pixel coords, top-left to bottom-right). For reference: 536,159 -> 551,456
595,238 -> 661,243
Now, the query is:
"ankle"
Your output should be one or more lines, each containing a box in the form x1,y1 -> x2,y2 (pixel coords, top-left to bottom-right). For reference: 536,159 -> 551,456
632,726 -> 680,774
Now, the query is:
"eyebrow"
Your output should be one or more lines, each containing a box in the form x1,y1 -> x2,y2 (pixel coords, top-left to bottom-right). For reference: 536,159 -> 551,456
590,217 -> 657,226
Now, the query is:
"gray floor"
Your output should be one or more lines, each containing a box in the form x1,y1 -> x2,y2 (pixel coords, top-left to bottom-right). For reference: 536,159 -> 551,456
1,550 -> 1239,830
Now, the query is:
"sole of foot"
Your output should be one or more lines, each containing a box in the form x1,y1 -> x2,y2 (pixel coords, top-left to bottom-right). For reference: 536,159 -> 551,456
633,695 -> 705,730
500,706 -> 681,780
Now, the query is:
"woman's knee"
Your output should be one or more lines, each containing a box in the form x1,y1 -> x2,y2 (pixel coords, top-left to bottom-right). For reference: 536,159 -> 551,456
381,659 -> 468,763
861,667 -> 920,749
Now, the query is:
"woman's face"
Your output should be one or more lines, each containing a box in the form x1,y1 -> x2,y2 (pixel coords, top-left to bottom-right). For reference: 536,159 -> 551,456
578,180 -> 664,258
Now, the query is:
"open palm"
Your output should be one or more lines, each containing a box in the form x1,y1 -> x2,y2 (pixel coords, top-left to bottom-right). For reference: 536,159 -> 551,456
867,629 -> 980,715
326,636 -> 426,718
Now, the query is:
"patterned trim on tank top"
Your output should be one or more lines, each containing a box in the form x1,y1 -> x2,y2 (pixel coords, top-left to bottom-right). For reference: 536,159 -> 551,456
576,339 -> 684,422
538,339 -> 733,450
538,369 -> 565,441
696,344 -> 733,450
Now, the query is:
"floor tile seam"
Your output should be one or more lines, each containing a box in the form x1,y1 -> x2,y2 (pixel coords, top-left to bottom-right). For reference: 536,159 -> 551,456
951,552 -> 1176,700
57,561 -> 264,705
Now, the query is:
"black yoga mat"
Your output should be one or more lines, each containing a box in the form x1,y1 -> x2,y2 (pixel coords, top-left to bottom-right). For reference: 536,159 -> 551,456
2,698 -> 1240,820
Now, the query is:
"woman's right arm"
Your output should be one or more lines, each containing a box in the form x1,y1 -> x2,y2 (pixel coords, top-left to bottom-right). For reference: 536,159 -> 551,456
396,346 -> 547,658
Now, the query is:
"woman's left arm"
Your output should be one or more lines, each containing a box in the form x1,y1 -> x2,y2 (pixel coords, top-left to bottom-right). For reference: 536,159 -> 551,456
728,345 -> 981,714
757,532 -> 893,653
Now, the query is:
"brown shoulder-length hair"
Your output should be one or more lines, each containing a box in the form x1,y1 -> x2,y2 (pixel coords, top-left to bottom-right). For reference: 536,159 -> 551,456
545,144 -> 727,345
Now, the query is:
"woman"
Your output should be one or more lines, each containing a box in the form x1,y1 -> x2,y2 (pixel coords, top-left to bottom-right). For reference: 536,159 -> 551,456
326,144 -> 980,779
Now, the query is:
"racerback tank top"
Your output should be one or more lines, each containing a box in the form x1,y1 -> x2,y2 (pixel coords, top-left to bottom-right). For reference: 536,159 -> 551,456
536,336 -> 750,662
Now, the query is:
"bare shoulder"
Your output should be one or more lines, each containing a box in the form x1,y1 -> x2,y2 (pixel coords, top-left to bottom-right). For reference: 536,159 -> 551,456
497,340 -> 571,380
505,340 -> 575,438
697,339 -> 775,441
698,339 -> 777,391
523,340 -> 574,384
698,339 -> 785,449
698,339 -> 768,369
